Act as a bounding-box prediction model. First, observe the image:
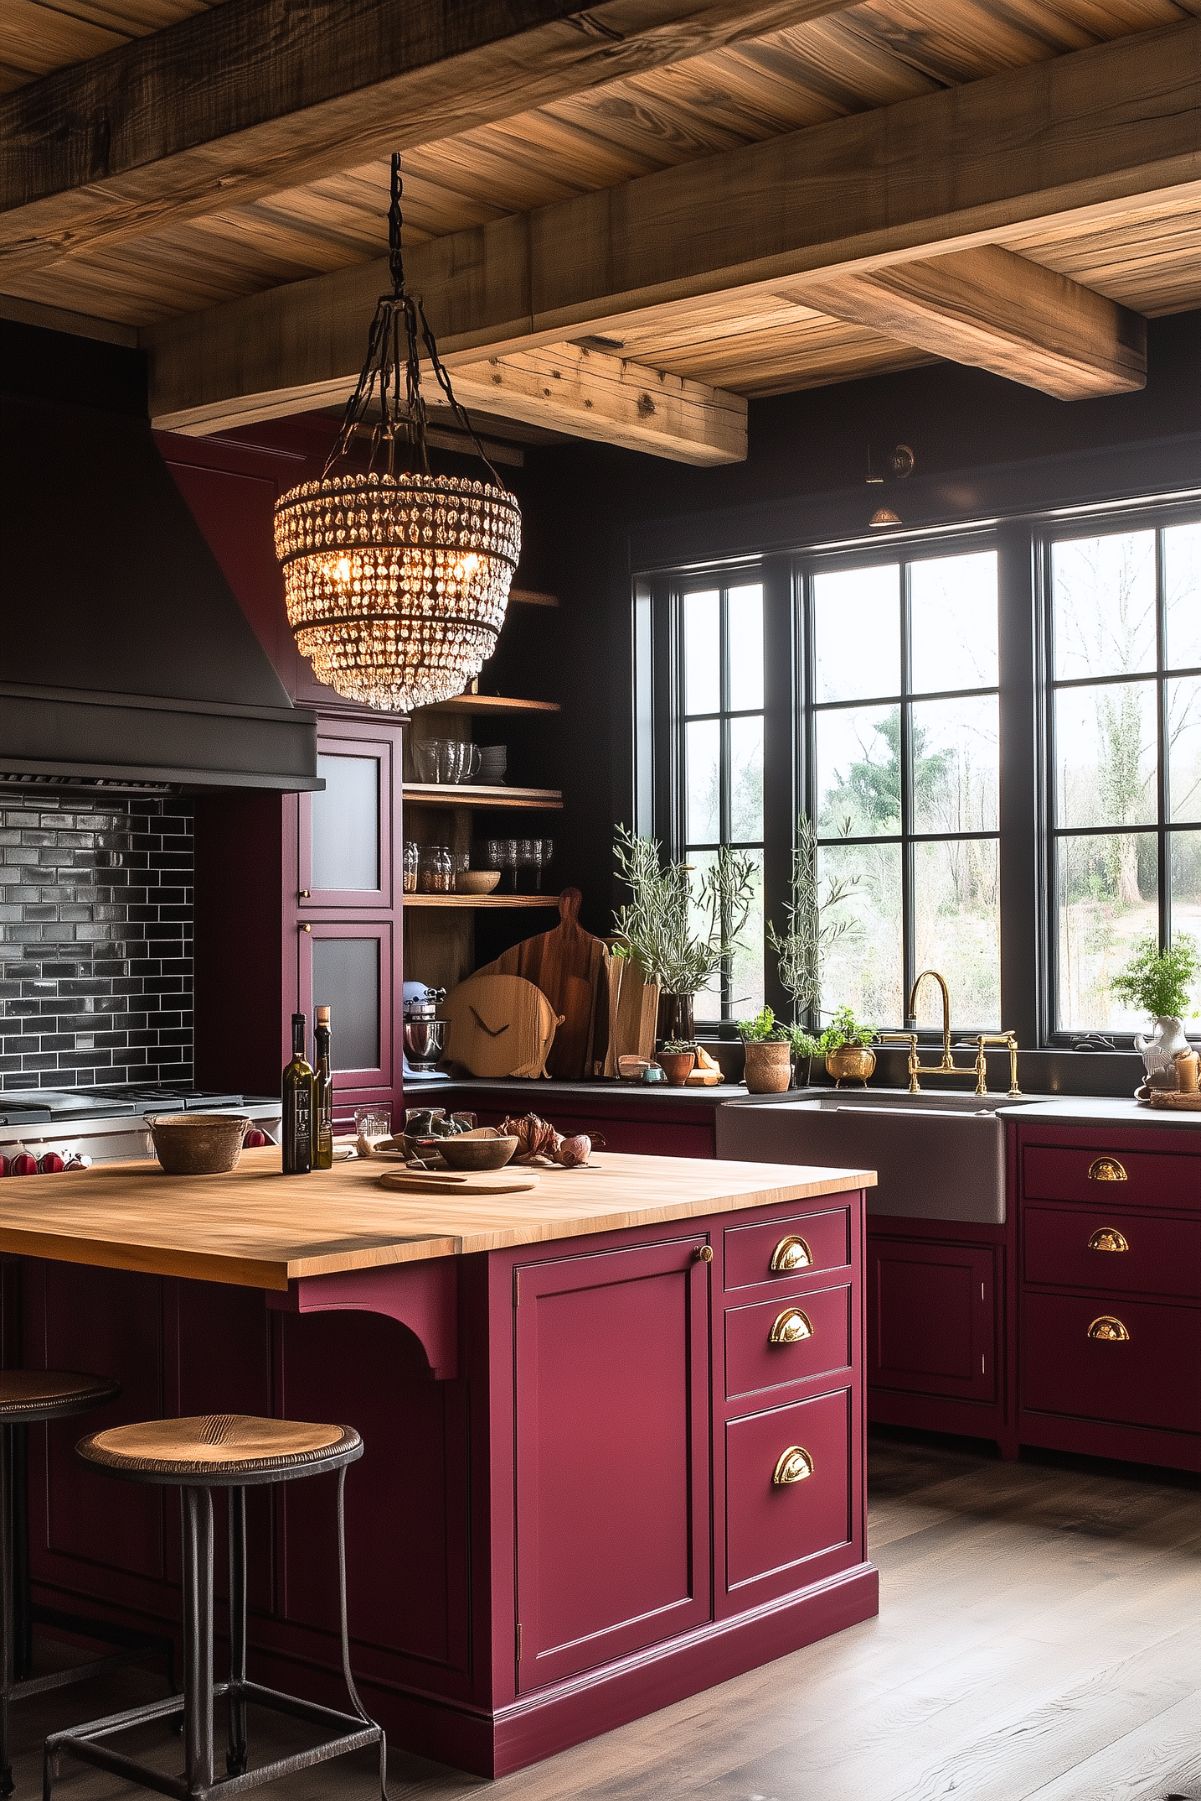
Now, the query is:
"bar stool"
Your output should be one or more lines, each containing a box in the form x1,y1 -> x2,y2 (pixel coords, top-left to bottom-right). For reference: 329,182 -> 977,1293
45,1413 -> 386,1801
0,1369 -> 165,1797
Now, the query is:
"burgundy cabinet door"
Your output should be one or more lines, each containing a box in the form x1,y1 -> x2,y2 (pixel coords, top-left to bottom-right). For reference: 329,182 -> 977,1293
514,1237 -> 711,1692
297,918 -> 400,1114
867,1239 -> 996,1402
298,722 -> 399,911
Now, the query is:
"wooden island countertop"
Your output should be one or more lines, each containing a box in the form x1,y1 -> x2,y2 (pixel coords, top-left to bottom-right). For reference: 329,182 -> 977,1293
0,1145 -> 875,1289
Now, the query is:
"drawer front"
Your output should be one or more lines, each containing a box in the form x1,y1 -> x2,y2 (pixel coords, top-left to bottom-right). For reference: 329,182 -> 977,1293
1022,1292 -> 1201,1434
1022,1144 -> 1199,1211
725,1389 -> 852,1594
1025,1204 -> 1201,1300
725,1283 -> 852,1401
724,1207 -> 852,1293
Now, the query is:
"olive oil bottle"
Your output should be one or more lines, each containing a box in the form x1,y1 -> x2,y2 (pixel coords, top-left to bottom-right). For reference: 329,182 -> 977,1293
282,1012 -> 314,1174
312,1004 -> 333,1170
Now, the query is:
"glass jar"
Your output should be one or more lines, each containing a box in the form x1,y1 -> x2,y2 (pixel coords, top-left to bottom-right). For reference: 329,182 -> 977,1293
418,845 -> 454,894
402,841 -> 419,893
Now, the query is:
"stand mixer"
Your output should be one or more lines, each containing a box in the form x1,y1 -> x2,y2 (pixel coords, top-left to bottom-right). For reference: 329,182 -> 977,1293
402,982 -> 450,1082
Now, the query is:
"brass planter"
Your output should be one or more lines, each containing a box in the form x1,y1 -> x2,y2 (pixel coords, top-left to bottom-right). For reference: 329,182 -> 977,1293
742,1041 -> 793,1094
824,1044 -> 877,1087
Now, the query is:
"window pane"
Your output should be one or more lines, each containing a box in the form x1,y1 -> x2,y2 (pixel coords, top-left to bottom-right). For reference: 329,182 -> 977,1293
729,715 -> 763,841
1171,834 -> 1201,994
1051,529 -> 1156,680
685,848 -> 722,1022
818,841 -> 902,1026
1054,682 -> 1157,829
910,695 -> 999,834
910,551 -> 999,693
1168,676 -> 1201,824
816,705 -> 901,836
728,850 -> 765,1018
1055,832 -> 1158,1031
814,564 -> 899,702
684,719 -> 720,842
913,839 -> 1000,1028
727,584 -> 764,711
683,589 -> 720,714
1164,521 -> 1201,672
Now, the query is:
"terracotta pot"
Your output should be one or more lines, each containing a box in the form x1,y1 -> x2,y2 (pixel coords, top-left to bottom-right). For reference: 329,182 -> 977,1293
824,1044 -> 877,1087
657,1049 -> 696,1087
742,1040 -> 793,1094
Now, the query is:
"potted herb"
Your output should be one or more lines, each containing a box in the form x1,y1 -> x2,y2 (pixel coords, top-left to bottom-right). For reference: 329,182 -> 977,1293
613,827 -> 757,1046
767,815 -> 860,1085
821,1005 -> 876,1087
1111,935 -> 1199,1091
657,1040 -> 697,1087
788,1029 -> 822,1089
735,1006 -> 793,1093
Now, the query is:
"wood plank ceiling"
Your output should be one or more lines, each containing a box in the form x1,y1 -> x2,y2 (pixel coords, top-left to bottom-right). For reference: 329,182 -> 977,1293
3,0 -> 1200,456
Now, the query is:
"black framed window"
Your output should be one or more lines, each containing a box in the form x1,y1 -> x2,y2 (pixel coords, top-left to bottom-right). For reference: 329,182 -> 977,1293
1045,513 -> 1201,1034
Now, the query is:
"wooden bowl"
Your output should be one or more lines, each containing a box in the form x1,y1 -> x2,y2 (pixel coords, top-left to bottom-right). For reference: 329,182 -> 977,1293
456,870 -> 502,895
147,1113 -> 250,1175
419,1132 -> 518,1171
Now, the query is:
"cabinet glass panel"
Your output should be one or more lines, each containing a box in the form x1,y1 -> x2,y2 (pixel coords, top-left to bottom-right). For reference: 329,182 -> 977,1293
312,935 -> 381,1072
311,753 -> 380,893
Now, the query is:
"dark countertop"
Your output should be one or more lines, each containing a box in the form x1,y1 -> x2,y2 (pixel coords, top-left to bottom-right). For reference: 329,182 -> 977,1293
430,1078 -> 749,1105
999,1095 -> 1201,1130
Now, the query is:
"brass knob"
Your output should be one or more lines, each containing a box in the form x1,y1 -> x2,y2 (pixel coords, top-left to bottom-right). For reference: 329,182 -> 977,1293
769,1308 -> 813,1346
1088,1157 -> 1127,1183
301,922 -> 312,933
770,1234 -> 812,1273
299,889 -> 312,900
1087,1315 -> 1131,1343
1088,1227 -> 1130,1254
695,1244 -> 714,1264
772,1445 -> 814,1487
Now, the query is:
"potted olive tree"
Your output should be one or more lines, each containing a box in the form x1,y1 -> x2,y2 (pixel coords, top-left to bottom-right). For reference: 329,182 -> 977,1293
1112,935 -> 1199,1091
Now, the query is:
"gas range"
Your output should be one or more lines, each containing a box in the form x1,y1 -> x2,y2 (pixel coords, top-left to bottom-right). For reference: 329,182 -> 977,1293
0,1085 -> 282,1164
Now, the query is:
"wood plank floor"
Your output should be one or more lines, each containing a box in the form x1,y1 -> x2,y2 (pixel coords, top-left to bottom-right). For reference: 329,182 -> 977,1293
22,1432 -> 1201,1801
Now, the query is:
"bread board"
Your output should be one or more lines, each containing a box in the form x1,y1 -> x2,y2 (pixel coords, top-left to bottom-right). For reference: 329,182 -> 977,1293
1140,1090 -> 1201,1110
378,1169 -> 538,1196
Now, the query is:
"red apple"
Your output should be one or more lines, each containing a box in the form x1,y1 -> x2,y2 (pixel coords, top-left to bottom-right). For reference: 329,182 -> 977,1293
243,1129 -> 268,1149
38,1151 -> 66,1175
9,1153 -> 38,1177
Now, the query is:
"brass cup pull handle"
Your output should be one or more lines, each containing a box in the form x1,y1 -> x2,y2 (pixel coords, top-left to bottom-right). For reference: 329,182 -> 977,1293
1087,1315 -> 1131,1343
769,1308 -> 813,1346
1088,1227 -> 1130,1254
772,1445 -> 814,1487
1088,1156 -> 1127,1183
770,1234 -> 812,1273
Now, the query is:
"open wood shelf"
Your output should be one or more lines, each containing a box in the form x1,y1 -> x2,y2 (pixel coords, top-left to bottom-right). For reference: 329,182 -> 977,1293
404,894 -> 560,910
402,784 -> 563,810
509,587 -> 559,609
422,694 -> 560,716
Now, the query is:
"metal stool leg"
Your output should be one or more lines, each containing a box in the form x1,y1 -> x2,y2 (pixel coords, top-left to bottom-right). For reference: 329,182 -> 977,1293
181,1487 -> 215,1795
226,1487 -> 247,1776
335,1467 -> 388,1801
0,1423 -> 14,1798
11,1428 -> 30,1687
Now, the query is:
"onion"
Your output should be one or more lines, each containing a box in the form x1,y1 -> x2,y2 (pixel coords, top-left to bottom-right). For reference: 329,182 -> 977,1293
553,1134 -> 592,1168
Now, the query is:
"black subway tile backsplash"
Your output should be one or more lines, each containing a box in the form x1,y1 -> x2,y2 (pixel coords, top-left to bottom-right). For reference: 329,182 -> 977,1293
0,799 -> 193,1087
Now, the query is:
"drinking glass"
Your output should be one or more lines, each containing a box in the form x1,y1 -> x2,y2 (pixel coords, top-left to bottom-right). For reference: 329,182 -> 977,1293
354,1107 -> 392,1152
518,838 -> 543,892
502,838 -> 519,890
541,838 -> 555,892
483,838 -> 505,872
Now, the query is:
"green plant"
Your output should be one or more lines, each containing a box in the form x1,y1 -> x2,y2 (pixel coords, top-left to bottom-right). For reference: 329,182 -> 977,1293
735,1005 -> 791,1043
1111,935 -> 1199,1020
659,1039 -> 696,1055
612,827 -> 757,997
766,815 -> 860,1019
819,1005 -> 875,1053
787,1028 -> 821,1061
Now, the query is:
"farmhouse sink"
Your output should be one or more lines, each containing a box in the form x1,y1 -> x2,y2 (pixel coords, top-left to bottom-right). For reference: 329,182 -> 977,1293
716,1088 -> 1008,1224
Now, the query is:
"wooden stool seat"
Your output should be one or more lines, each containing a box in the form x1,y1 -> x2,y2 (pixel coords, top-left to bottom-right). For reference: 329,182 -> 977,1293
77,1413 -> 362,1486
0,1371 -> 117,1424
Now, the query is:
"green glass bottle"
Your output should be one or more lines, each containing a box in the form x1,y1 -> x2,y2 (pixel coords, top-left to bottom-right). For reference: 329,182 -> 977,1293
281,1011 -> 313,1175
313,1004 -> 334,1171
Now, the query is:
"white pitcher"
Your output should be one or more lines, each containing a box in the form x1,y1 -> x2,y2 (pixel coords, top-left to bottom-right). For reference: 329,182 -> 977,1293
1134,1015 -> 1190,1089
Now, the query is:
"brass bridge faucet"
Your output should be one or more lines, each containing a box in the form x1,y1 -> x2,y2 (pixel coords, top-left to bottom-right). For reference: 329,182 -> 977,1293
876,969 -> 1021,1098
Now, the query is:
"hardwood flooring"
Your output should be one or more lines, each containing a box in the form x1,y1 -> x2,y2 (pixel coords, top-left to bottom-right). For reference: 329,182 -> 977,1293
21,1432 -> 1201,1801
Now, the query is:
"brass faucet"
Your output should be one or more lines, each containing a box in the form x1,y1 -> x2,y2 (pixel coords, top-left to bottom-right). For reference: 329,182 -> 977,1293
876,969 -> 1022,1098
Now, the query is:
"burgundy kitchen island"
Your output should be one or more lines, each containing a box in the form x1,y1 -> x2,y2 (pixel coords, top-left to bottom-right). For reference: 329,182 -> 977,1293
0,1148 -> 877,1777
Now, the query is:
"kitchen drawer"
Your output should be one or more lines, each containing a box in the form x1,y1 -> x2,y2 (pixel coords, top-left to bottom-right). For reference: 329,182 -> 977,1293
725,1389 -> 852,1594
1021,1144 -> 1199,1211
1025,1204 -> 1201,1300
725,1283 -> 852,1401
1022,1292 -> 1201,1434
724,1207 -> 852,1293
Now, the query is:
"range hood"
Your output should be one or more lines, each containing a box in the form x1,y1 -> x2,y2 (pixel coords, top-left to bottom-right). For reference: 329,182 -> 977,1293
0,338 -> 319,793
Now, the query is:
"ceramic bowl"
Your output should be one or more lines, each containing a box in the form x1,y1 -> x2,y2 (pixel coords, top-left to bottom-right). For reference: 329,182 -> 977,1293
456,870 -> 502,895
419,1131 -> 518,1171
147,1113 -> 250,1175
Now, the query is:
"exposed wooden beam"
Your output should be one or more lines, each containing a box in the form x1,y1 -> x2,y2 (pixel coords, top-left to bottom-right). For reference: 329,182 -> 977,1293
798,247 -> 1147,400
0,0 -> 857,273
149,19 -> 1201,431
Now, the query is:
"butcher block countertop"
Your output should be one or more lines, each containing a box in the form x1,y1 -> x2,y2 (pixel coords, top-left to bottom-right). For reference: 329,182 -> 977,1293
0,1147 -> 876,1290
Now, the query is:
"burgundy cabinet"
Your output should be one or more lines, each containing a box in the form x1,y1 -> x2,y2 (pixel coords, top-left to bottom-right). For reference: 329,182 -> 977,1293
867,1239 -> 997,1404
725,1388 -> 854,1602
297,917 -> 400,1113
513,1237 -> 711,1691
298,720 -> 398,911
1021,1292 -> 1201,1436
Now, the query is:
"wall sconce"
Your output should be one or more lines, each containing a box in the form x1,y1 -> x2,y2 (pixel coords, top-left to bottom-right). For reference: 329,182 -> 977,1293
866,443 -> 915,528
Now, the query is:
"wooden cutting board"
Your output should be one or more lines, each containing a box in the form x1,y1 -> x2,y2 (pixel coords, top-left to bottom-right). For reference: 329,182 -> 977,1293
604,951 -> 660,1075
478,888 -> 611,1079
442,973 -> 561,1078
378,1169 -> 537,1196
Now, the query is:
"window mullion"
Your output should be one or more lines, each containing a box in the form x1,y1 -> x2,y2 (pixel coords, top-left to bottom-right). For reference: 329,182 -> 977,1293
1155,526 -> 1170,945
899,560 -> 915,1022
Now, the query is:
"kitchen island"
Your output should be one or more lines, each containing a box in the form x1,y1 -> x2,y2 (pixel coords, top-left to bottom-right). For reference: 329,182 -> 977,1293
0,1147 -> 877,1777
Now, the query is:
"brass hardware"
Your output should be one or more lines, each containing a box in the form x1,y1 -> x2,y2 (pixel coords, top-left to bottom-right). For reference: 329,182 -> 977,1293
881,971 -> 1020,1096
1088,1227 -> 1130,1254
772,1445 -> 814,1486
298,889 -> 312,900
695,1244 -> 714,1264
1087,1315 -> 1131,1342
769,1308 -> 813,1345
770,1235 -> 812,1273
1088,1156 -> 1127,1183
301,923 -> 312,933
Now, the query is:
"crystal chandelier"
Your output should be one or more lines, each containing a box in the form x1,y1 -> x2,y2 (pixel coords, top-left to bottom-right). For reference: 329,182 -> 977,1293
273,155 -> 522,712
